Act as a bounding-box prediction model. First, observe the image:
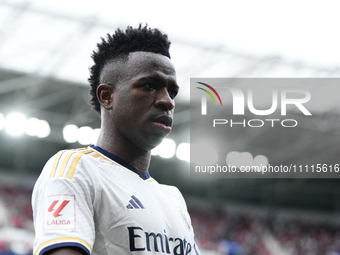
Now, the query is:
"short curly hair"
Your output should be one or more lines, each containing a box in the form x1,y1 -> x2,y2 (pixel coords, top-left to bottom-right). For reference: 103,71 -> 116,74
88,24 -> 171,113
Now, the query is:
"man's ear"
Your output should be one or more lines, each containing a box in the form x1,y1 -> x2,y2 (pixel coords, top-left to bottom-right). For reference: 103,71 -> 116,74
97,84 -> 114,110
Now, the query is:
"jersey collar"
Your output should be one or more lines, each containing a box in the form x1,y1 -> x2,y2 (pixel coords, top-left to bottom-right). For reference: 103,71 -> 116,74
90,145 -> 151,180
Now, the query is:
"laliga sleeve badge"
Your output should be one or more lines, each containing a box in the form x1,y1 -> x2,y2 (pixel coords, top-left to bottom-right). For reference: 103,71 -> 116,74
44,195 -> 75,230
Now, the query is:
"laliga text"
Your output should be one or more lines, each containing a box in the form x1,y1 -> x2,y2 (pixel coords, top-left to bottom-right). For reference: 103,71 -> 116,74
194,164 -> 340,175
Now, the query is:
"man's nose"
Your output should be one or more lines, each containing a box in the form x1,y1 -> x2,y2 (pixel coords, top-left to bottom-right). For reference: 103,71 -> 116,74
155,88 -> 175,111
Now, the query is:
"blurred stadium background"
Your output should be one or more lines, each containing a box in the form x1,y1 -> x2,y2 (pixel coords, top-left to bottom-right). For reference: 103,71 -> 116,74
1,0 -> 340,254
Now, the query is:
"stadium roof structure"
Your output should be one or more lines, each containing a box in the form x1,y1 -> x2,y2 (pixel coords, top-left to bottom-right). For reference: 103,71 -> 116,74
1,0 -> 340,213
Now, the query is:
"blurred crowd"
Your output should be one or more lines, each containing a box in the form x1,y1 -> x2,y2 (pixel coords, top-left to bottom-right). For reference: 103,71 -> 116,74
0,184 -> 339,255
189,206 -> 340,255
0,185 -> 33,255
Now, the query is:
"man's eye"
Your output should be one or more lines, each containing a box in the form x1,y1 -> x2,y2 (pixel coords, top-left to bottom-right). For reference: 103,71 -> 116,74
145,83 -> 156,90
169,89 -> 178,99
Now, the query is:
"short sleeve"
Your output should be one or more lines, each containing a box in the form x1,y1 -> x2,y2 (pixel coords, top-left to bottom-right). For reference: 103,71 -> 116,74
32,149 -> 95,255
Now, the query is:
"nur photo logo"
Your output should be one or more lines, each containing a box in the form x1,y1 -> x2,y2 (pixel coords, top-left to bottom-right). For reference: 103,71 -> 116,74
196,82 -> 222,115
195,80 -> 312,128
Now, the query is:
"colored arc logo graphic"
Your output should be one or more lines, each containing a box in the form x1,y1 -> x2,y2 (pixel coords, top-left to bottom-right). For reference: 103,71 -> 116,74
196,82 -> 223,106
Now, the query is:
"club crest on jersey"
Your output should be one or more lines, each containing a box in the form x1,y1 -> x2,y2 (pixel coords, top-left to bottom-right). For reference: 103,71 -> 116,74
43,195 -> 75,230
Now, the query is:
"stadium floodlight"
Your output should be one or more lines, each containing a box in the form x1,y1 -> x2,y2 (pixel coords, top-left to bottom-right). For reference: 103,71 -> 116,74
36,120 -> 51,138
91,128 -> 101,145
151,147 -> 159,156
176,143 -> 190,162
0,113 -> 5,131
77,126 -> 93,145
25,118 -> 40,136
191,142 -> 218,165
226,151 -> 269,169
226,151 -> 241,168
17,117 -> 51,138
227,151 -> 253,168
157,138 -> 176,158
63,124 -> 78,143
5,112 -> 26,136
254,155 -> 269,167
239,152 -> 253,168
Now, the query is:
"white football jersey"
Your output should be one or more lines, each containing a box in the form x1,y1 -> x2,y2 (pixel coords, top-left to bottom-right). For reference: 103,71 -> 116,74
32,145 -> 200,255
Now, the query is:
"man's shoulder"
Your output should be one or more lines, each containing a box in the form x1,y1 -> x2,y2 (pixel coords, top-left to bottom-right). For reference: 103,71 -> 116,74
159,183 -> 180,192
157,183 -> 189,212
36,147 -> 108,186
33,147 -> 101,200
37,146 -> 127,185
44,147 -> 95,179
159,183 -> 184,199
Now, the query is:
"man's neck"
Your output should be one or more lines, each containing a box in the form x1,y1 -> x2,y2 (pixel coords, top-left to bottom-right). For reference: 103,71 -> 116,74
96,131 -> 151,175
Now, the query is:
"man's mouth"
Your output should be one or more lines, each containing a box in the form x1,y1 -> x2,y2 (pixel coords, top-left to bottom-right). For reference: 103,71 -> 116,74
154,116 -> 172,127
153,116 -> 172,133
